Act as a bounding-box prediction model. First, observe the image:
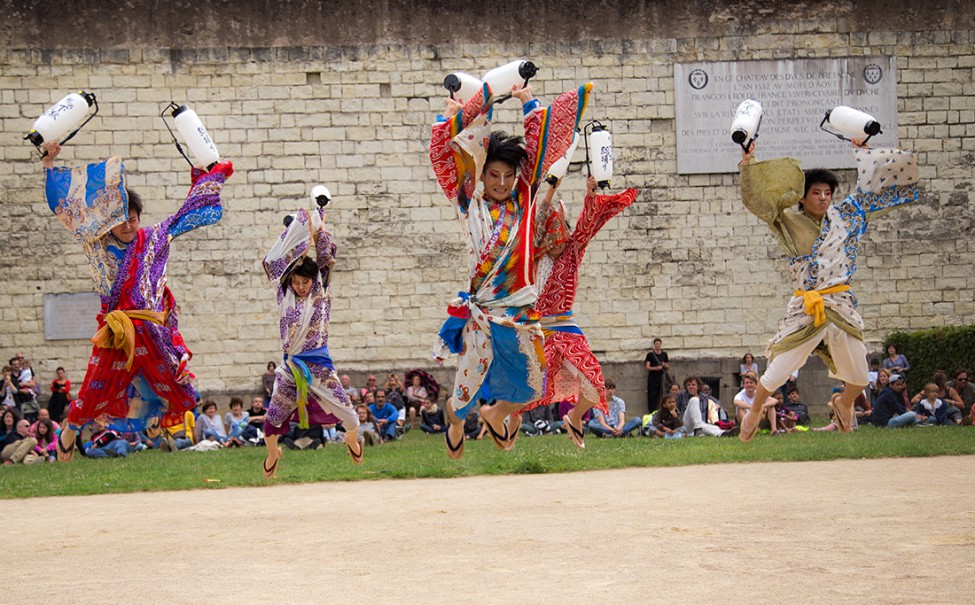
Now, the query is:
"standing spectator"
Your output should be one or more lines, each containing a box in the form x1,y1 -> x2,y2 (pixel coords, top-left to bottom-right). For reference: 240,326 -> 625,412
12,356 -> 38,422
49,367 -> 72,424
587,380 -> 642,438
739,353 -> 759,386
2,418 -> 40,465
340,374 -> 361,404
870,374 -> 918,428
261,362 -> 277,406
224,397 -> 250,447
882,344 -> 910,375
644,338 -> 669,413
947,369 -> 974,421
369,390 -> 399,442
784,388 -> 811,425
2,366 -> 16,409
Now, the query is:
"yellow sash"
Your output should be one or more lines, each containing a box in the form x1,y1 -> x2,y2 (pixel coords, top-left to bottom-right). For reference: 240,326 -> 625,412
793,285 -> 850,328
90,310 -> 167,371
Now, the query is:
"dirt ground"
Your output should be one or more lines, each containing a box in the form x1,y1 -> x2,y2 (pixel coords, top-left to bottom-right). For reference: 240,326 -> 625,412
6,456 -> 975,604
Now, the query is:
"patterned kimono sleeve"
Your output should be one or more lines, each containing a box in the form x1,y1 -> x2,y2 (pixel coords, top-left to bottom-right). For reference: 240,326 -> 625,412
572,188 -> 639,254
312,208 -> 337,275
429,84 -> 494,214
522,83 -> 593,187
739,157 -> 804,226
263,208 -> 313,283
853,147 -> 920,218
165,169 -> 227,239
44,157 -> 128,243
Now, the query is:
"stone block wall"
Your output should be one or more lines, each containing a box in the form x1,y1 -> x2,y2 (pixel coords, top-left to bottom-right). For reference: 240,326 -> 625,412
0,1 -> 972,417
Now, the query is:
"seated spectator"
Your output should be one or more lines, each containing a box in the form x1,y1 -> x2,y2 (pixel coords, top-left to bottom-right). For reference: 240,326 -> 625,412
196,400 -> 231,446
341,374 -> 361,404
355,405 -> 382,447
910,370 -> 964,412
369,390 -> 399,442
362,391 -> 375,407
2,418 -> 40,465
0,408 -> 21,443
772,392 -> 798,434
405,374 -> 431,426
29,408 -> 60,440
870,374 -> 918,428
739,353 -> 759,387
947,369 -> 974,422
557,400 -> 592,431
32,417 -> 58,462
463,404 -> 484,440
882,344 -> 910,375
683,376 -> 734,437
384,373 -> 406,410
283,424 -> 324,450
360,374 -> 378,400
521,403 -> 562,436
224,397 -> 250,447
159,414 -> 194,452
83,420 -> 131,458
867,356 -> 881,391
241,396 -> 267,446
785,388 -> 811,425
262,361 -> 277,406
914,383 -> 959,426
815,386 -> 851,432
870,368 -> 891,406
587,380 -> 642,438
778,369 -> 799,399
649,394 -> 685,438
420,401 -> 447,434
734,372 -> 777,433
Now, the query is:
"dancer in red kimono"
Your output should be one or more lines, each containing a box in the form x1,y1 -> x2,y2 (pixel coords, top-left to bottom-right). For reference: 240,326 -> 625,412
40,142 -> 233,461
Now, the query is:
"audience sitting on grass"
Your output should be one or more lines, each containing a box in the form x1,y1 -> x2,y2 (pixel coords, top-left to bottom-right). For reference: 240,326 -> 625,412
870,368 -> 891,406
341,374 -> 361,404
1,407 -> 20,443
913,383 -> 960,426
734,372 -> 777,433
419,401 -> 447,434
681,375 -> 733,437
463,405 -> 485,440
910,370 -> 964,413
588,380 -> 642,438
356,404 -> 383,447
946,368 -> 974,422
283,424 -> 325,450
241,396 -> 266,446
197,400 -> 232,446
649,394 -> 685,438
83,420 -> 131,458
521,402 -> 562,436
224,397 -> 250,447
772,392 -> 799,433
869,374 -> 919,428
784,388 -> 811,425
32,417 -> 57,462
2,418 -> 40,465
369,389 -> 399,442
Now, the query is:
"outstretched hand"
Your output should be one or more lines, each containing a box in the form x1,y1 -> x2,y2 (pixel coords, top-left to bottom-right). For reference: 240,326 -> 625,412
851,138 -> 869,149
444,96 -> 463,116
511,83 -> 534,105
40,142 -> 61,169
740,141 -> 756,166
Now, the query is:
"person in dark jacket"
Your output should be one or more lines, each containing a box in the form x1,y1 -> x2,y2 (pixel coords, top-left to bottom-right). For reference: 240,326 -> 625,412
913,383 -> 956,425
784,387 -> 811,425
870,374 -> 918,428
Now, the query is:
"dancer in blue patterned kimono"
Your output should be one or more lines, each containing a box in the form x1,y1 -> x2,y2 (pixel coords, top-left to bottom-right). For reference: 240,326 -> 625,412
737,139 -> 920,441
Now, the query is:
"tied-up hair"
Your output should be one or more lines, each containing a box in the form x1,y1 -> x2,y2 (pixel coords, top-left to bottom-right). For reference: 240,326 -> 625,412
485,131 -> 528,171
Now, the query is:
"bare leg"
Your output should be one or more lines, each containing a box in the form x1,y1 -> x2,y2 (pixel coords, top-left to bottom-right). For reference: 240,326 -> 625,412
56,425 -> 78,462
835,382 -> 866,433
740,382 -> 775,443
443,404 -> 465,460
263,435 -> 282,479
479,400 -> 524,451
564,395 -> 597,449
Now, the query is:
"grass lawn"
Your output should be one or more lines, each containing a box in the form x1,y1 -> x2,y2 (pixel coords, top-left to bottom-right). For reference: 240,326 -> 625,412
2,423 -> 973,499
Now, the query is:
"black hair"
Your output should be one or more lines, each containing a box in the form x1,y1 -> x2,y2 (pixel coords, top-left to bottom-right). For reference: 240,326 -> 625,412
291,257 -> 319,280
605,379 -> 616,390
484,131 -> 528,171
802,169 -> 839,198
787,387 -> 799,396
125,187 -> 143,217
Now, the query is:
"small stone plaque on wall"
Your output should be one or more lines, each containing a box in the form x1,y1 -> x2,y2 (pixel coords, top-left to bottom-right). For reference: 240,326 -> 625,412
43,292 -> 101,340
675,57 -> 899,174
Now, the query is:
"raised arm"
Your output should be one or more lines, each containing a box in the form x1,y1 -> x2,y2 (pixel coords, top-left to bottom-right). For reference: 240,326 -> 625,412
165,162 -> 234,240
312,207 -> 337,276
739,141 -> 804,227
429,84 -> 494,213
263,208 -> 312,283
522,83 -> 593,187
572,176 -> 638,252
42,142 -> 128,243
851,143 -> 920,218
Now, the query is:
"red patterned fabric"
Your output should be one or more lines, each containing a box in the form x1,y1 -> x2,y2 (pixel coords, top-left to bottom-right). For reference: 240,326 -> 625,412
523,188 -> 638,413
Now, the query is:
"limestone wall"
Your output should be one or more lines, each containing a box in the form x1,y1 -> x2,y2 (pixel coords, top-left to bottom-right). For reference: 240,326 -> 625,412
1,0 -> 972,414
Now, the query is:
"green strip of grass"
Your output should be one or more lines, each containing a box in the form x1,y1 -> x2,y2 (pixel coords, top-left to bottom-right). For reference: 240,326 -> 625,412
2,424 -> 973,499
